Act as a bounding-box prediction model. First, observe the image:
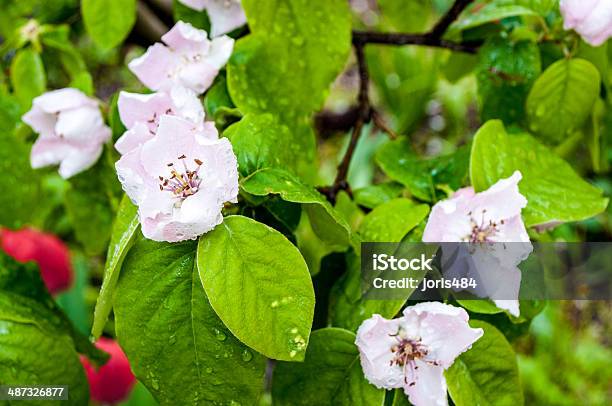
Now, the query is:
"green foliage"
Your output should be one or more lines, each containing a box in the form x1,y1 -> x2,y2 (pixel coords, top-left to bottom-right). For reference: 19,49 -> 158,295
197,216 -> 314,361
446,320 -> 523,406
10,47 -> 46,109
82,0 -> 136,49
272,328 -> 384,406
358,198 -> 429,242
64,157 -> 118,255
115,237 -> 266,405
526,58 -> 601,144
228,0 -> 352,178
376,138 -> 470,202
0,133 -> 42,229
477,36 -> 541,125
470,120 -> 609,226
225,114 -> 301,176
241,168 -> 352,248
91,195 -> 139,339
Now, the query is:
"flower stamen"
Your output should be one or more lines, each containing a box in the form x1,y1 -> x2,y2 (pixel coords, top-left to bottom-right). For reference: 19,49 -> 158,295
158,155 -> 203,199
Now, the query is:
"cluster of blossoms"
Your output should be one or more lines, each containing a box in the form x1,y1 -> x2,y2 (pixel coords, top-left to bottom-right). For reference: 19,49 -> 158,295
117,21 -> 238,242
356,303 -> 483,406
22,19 -> 239,243
560,0 -> 612,46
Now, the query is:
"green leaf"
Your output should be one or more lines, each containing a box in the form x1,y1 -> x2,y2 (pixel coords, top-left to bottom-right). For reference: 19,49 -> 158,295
353,182 -> 404,209
82,0 -> 136,49
197,215 -> 314,361
241,168 -> 352,248
227,0 -> 351,178
115,237 -> 266,405
376,139 -> 434,202
0,293 -> 89,404
470,120 -> 609,226
172,0 -> 210,31
10,47 -> 46,109
64,157 -> 117,255
376,139 -> 470,202
69,71 -> 94,95
0,251 -> 108,367
92,195 -> 139,339
0,134 -> 42,229
231,0 -> 351,119
272,328 -> 384,406
446,320 -> 523,406
477,37 -> 541,125
526,58 -> 601,144
448,2 -> 537,36
225,114 -> 301,176
359,198 -> 429,242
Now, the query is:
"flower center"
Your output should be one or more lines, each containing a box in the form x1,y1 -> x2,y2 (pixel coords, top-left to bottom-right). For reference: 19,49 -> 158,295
465,209 -> 503,243
389,329 -> 437,386
158,155 -> 203,200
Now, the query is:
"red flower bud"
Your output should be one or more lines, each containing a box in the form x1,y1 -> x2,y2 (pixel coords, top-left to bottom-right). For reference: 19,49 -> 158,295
0,227 -> 73,294
80,338 -> 136,404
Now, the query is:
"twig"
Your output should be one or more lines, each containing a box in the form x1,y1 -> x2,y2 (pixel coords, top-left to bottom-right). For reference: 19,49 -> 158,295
352,31 -> 479,54
430,0 -> 474,38
319,43 -> 370,203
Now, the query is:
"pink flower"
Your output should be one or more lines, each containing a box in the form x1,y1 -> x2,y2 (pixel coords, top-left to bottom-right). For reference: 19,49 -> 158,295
560,0 -> 612,46
423,171 -> 531,316
356,303 -> 483,406
128,21 -> 234,94
115,115 -> 238,242
115,86 -> 205,155
22,88 -> 110,179
178,0 -> 247,37
80,338 -> 136,404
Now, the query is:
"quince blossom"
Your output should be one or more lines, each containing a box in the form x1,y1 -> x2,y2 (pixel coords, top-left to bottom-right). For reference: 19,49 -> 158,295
22,88 -> 111,179
128,21 -> 234,94
116,86 -> 205,154
178,0 -> 247,37
422,171 -> 531,316
356,303 -> 483,406
560,0 -> 612,46
115,115 -> 238,242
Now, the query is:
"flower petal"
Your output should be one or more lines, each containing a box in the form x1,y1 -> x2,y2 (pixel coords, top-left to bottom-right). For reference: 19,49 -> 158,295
403,361 -> 448,406
403,302 -> 483,369
355,314 -> 405,390
128,43 -> 175,91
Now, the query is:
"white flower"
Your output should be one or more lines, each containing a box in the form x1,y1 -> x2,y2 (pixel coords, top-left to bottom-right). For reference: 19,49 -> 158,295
115,115 -> 238,242
356,303 -> 483,406
22,88 -> 110,179
128,21 -> 234,94
115,86 -> 206,155
423,171 -> 532,316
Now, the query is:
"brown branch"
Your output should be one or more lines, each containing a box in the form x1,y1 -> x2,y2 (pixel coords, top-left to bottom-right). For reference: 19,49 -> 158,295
352,31 -> 479,54
318,43 -> 370,203
430,0 -> 474,38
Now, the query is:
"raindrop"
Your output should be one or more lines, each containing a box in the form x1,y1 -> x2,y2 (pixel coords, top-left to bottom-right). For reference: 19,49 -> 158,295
213,328 -> 227,341
241,349 -> 253,362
